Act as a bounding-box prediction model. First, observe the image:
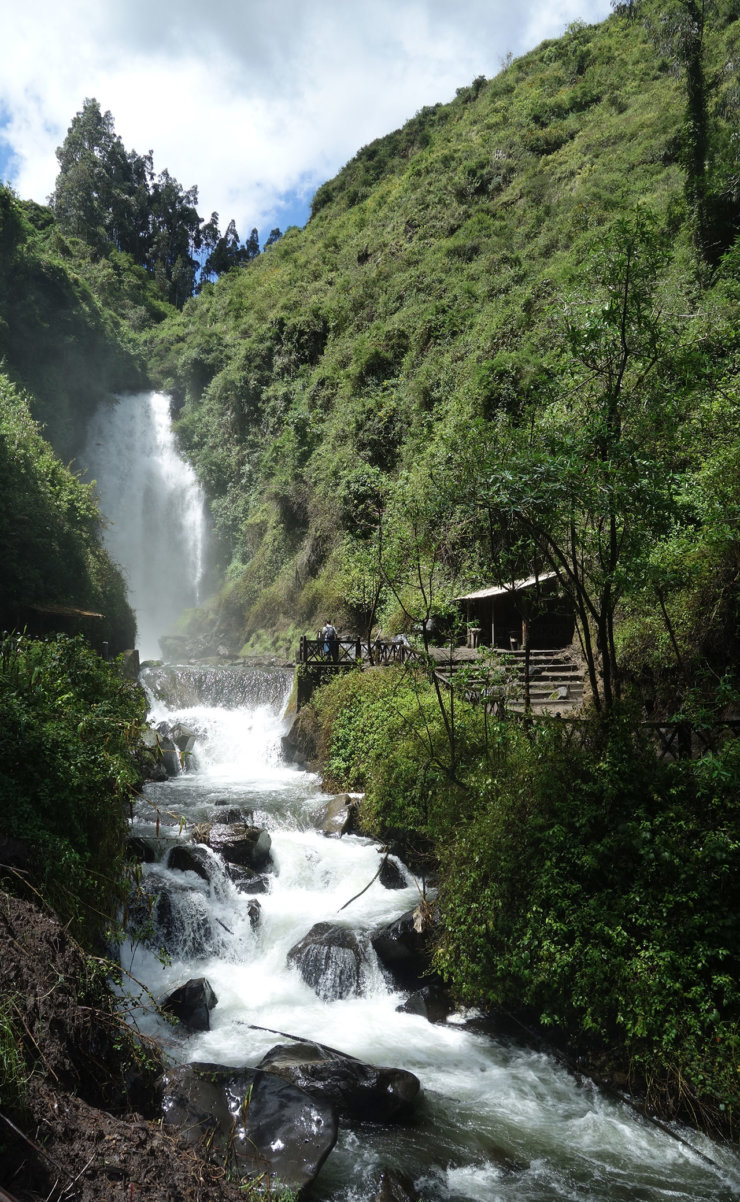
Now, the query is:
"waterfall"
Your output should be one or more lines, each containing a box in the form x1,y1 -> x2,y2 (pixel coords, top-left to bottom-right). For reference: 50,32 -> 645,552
81,391 -> 207,660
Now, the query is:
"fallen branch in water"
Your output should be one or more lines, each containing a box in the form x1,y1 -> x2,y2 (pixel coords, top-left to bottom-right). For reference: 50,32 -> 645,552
338,851 -> 389,912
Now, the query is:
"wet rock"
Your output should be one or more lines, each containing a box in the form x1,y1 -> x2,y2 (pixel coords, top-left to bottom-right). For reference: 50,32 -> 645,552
217,807 -> 243,825
162,977 -> 218,1032
371,905 -> 437,989
227,864 -> 271,894
134,730 -> 169,782
281,707 -> 320,768
167,844 -> 212,882
396,982 -> 454,1023
120,648 -> 140,679
247,899 -> 261,929
378,855 -> 407,889
128,873 -> 215,959
162,1063 -> 338,1194
312,793 -> 358,837
160,1062 -> 251,1152
287,922 -> 366,1000
169,723 -> 196,757
244,1070 -> 338,1194
207,823 -> 272,871
159,738 -> 181,776
257,1041 -> 420,1124
125,835 -> 157,863
370,1168 -> 419,1201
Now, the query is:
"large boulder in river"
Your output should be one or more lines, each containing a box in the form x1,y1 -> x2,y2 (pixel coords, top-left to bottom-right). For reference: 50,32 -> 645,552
378,854 -> 407,889
396,982 -> 454,1023
215,806 -> 243,825
169,722 -> 196,758
371,904 -> 437,988
312,793 -> 358,837
257,1041 -> 420,1124
128,873 -> 215,959
161,1062 -> 236,1150
245,1070 -> 338,1195
227,863 -> 271,894
161,1063 -> 338,1197
167,843 -> 213,883
206,822 -> 272,871
162,977 -> 218,1031
287,922 -> 367,1000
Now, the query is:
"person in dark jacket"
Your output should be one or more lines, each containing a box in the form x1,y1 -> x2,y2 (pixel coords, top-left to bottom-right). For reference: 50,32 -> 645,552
322,619 -> 337,661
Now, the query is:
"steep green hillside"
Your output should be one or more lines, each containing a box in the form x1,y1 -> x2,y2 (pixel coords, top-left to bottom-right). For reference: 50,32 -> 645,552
0,184 -> 161,649
150,0 -> 739,687
0,371 -> 136,651
0,185 -> 163,460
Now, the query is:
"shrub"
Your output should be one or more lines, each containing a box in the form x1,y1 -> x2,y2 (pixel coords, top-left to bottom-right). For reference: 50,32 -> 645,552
0,633 -> 146,945
435,715 -> 740,1136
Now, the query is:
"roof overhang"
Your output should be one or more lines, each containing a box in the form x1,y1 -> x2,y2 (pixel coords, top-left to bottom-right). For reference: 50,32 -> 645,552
455,571 -> 556,602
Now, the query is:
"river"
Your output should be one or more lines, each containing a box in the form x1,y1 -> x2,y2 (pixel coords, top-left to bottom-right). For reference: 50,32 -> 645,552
118,661 -> 740,1202
85,392 -> 740,1200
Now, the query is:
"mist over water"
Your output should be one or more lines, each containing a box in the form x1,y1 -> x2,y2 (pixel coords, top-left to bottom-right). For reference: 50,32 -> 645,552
81,391 -> 207,659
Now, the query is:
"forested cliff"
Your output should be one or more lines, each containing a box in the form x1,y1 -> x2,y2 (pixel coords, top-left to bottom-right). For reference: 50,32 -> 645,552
140,0 -> 740,701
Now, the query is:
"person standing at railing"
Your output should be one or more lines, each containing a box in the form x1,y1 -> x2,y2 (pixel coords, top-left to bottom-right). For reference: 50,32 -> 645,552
322,619 -> 338,661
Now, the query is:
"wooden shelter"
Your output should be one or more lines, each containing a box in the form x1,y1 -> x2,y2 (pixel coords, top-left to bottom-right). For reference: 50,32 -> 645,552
5,603 -> 105,646
455,572 -> 574,650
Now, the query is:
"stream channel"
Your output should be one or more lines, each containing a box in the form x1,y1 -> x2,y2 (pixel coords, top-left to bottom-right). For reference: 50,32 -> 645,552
122,660 -> 740,1202
82,393 -> 740,1199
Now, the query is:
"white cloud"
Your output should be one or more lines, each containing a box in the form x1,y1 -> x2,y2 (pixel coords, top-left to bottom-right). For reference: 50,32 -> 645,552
1,0 -> 612,237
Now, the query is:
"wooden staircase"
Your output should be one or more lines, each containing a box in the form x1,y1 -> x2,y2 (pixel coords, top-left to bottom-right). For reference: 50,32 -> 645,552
435,647 -> 584,715
497,648 -> 584,713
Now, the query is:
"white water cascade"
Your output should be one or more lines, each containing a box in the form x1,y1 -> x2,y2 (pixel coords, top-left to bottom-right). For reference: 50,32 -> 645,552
81,391 -> 207,660
122,665 -> 740,1202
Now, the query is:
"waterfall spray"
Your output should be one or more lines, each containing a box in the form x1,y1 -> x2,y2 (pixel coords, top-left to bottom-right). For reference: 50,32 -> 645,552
82,391 -> 207,660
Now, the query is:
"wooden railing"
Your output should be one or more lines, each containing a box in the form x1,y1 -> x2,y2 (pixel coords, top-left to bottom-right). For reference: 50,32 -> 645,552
297,636 -> 414,667
642,718 -> 740,760
505,713 -> 740,761
431,654 -> 740,761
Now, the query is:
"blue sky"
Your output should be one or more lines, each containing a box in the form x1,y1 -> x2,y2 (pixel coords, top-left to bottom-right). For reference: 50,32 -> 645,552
1,1 -> 613,246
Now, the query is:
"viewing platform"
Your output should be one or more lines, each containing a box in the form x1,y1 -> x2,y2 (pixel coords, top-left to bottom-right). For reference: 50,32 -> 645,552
297,635 -> 414,668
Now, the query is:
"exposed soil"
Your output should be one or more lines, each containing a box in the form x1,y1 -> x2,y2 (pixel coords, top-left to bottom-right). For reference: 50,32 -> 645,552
0,889 -> 247,1202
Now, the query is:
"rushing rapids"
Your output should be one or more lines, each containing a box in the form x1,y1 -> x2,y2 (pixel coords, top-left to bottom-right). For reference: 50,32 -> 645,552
120,662 -> 740,1202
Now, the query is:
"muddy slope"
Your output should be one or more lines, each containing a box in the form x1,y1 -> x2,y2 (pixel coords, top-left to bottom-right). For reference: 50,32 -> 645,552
0,890 -> 246,1202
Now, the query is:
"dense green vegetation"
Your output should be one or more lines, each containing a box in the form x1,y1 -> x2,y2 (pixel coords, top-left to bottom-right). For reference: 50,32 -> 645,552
0,633 -> 146,944
148,0 -> 739,677
312,664 -> 740,1137
0,184 -> 156,459
0,372 -> 136,650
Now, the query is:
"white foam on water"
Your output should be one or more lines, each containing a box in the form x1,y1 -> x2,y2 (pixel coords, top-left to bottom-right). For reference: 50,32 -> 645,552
121,669 -> 740,1202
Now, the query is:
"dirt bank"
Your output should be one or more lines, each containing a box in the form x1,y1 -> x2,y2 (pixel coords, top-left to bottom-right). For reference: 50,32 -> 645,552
0,889 -> 247,1202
